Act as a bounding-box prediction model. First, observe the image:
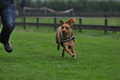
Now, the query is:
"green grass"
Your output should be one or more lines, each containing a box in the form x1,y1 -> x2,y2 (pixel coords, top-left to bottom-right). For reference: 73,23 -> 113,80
0,26 -> 120,80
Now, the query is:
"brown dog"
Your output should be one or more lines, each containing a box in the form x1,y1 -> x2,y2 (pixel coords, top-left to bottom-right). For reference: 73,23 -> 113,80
56,18 -> 76,59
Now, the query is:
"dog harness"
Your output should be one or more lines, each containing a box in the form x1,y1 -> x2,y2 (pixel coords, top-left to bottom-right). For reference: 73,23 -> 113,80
58,33 -> 75,45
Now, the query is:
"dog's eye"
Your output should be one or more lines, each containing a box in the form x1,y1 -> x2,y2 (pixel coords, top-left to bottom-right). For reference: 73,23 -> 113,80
62,27 -> 64,29
66,27 -> 68,29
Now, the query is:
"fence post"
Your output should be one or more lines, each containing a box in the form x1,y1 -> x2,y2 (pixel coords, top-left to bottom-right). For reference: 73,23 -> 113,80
79,13 -> 82,32
36,17 -> 39,29
54,14 -> 57,31
23,16 -> 26,29
104,14 -> 108,33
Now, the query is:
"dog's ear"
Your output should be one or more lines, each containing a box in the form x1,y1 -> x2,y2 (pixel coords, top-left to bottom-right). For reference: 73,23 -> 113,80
59,20 -> 64,26
65,18 -> 76,27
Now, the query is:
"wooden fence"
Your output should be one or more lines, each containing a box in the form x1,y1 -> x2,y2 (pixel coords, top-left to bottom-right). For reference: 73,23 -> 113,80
16,13 -> 120,33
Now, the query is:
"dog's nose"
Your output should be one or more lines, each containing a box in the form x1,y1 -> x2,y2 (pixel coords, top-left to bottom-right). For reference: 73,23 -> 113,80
62,31 -> 65,34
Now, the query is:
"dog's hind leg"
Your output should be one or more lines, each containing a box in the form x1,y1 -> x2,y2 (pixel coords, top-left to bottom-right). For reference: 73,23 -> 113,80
57,44 -> 60,50
62,48 -> 65,57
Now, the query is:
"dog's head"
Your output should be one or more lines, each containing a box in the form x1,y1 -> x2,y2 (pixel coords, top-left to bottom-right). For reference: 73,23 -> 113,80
59,18 -> 76,35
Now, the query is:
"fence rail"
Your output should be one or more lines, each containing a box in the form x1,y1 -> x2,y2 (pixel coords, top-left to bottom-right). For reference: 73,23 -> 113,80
16,14 -> 120,33
16,22 -> 120,32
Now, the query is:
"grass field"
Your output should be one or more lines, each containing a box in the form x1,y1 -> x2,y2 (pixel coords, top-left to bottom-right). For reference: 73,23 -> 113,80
0,26 -> 120,80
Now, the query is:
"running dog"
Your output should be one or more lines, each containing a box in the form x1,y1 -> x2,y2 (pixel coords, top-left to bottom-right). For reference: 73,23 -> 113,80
56,18 -> 76,59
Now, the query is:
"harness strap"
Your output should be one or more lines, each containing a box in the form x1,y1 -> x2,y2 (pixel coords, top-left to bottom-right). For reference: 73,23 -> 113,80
58,32 -> 75,46
60,35 -> 75,43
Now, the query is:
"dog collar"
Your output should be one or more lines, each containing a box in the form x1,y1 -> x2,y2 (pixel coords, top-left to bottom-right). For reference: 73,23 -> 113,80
60,34 -> 75,43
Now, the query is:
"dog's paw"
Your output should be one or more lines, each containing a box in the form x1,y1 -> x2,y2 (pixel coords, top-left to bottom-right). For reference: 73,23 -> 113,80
71,54 -> 75,57
71,55 -> 76,59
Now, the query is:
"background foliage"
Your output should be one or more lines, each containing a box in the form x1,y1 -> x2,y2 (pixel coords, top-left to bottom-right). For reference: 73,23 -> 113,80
15,0 -> 120,13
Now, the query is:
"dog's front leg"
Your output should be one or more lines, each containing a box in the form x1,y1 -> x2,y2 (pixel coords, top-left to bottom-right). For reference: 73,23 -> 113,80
64,45 -> 74,57
70,42 -> 76,59
71,46 -> 76,59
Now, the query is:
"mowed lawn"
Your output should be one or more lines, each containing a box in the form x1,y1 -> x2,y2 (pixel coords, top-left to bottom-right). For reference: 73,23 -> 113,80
0,26 -> 119,80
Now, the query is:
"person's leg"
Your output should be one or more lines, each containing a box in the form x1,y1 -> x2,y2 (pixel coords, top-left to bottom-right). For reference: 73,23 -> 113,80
0,6 -> 15,53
